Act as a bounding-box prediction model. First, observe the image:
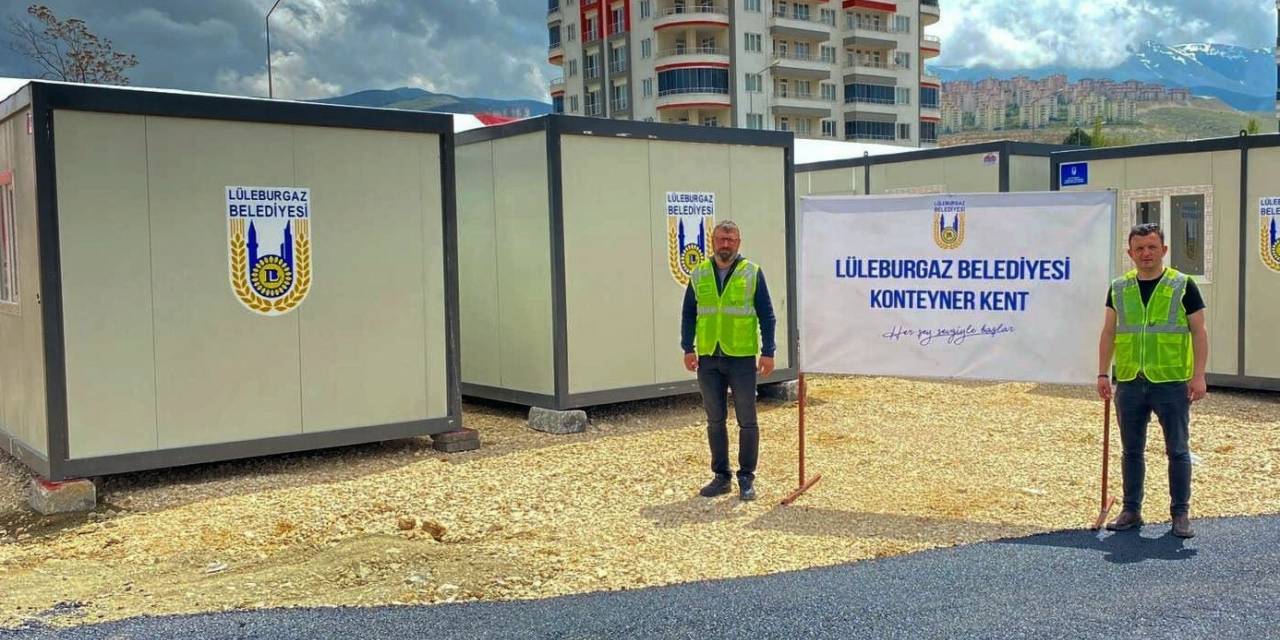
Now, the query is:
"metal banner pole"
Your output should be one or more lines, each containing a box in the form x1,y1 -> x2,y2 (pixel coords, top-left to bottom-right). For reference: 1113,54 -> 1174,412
782,373 -> 821,505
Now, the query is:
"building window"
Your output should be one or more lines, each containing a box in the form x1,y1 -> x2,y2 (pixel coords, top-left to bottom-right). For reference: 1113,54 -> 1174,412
611,84 -> 629,112
820,45 -> 836,64
894,51 -> 911,69
1126,189 -> 1211,278
0,171 -> 17,307
796,119 -> 811,135
657,67 -> 731,95
552,95 -> 565,113
821,83 -> 836,101
585,90 -> 602,116
921,86 -> 939,109
777,116 -> 790,131
610,46 -> 628,73
921,121 -> 937,143
549,25 -> 562,48
701,115 -> 719,127
793,3 -> 810,20
640,0 -> 652,18
1171,195 -> 1206,275
898,123 -> 911,140
745,32 -> 762,52
894,15 -> 910,33
568,58 -> 579,76
585,52 -> 600,79
568,24 -> 577,41
822,120 -> 835,137
641,38 -> 652,58
569,95 -> 580,112
896,87 -> 910,105
821,8 -> 836,25
610,7 -> 626,34
642,77 -> 654,96
747,113 -> 764,129
745,0 -> 761,11
746,73 -> 763,92
845,83 -> 895,104
845,120 -> 896,140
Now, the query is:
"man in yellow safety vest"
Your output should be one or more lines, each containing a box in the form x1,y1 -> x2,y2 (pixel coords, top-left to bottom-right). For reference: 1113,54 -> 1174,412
1097,223 -> 1208,538
682,220 -> 777,501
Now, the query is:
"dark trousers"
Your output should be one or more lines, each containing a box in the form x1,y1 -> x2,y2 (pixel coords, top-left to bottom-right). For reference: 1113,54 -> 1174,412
1115,378 -> 1192,517
697,355 -> 759,483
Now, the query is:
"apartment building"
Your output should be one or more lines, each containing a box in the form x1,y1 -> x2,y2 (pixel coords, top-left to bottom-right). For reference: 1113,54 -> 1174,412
547,0 -> 942,147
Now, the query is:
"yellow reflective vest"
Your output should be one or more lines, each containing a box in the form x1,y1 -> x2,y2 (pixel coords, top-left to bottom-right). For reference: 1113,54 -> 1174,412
1111,267 -> 1194,383
692,258 -> 760,357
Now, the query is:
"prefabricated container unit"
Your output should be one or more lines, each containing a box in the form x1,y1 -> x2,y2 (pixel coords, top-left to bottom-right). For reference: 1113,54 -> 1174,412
455,115 -> 798,410
1052,133 -> 1280,391
0,81 -> 462,481
795,141 -> 1070,198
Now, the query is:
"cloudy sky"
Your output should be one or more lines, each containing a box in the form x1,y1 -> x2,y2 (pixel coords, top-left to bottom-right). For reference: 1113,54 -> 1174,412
0,1 -> 1274,102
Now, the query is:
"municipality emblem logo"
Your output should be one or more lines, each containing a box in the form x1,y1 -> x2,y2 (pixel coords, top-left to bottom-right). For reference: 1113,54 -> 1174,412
1261,197 -> 1280,273
226,186 -> 313,316
666,191 -> 715,286
932,198 -> 966,250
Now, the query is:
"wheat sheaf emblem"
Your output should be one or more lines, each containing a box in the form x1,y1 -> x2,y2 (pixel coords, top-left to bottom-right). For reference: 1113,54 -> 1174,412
1261,221 -> 1280,273
229,218 -> 312,315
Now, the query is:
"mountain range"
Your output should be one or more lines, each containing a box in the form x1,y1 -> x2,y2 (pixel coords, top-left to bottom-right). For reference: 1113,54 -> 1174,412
930,41 -> 1275,112
314,87 -> 552,117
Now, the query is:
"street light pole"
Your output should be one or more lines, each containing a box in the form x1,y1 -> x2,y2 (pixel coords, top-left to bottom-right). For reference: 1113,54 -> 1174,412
266,0 -> 284,98
747,58 -> 780,129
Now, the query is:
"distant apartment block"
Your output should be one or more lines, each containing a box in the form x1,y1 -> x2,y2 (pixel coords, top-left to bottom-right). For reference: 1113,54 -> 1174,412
940,74 -> 1189,133
547,0 -> 943,148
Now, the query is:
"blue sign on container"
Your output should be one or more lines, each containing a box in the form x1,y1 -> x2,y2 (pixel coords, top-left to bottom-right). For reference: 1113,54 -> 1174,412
1060,162 -> 1089,187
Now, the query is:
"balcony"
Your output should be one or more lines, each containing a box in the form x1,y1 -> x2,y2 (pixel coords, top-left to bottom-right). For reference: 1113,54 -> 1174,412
610,98 -> 630,113
654,4 -> 730,32
584,28 -> 601,42
921,35 -> 941,58
609,59 -> 628,74
548,42 -> 564,64
921,0 -> 940,26
845,132 -> 896,142
549,76 -> 565,92
771,93 -> 834,118
843,96 -> 903,116
842,23 -> 902,50
655,86 -> 731,111
844,58 -> 904,76
656,46 -> 730,70
769,11 -> 833,40
921,72 -> 941,87
773,51 -> 834,79
609,20 -> 627,37
585,102 -> 603,117
548,0 -> 561,22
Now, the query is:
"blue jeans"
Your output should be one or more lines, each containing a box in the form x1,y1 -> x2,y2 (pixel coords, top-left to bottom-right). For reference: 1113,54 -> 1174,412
1115,378 -> 1192,517
697,355 -> 759,483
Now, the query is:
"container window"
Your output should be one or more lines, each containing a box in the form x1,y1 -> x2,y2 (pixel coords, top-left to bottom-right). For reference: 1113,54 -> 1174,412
0,170 -> 17,307
1135,200 -> 1160,225
1170,194 -> 1205,276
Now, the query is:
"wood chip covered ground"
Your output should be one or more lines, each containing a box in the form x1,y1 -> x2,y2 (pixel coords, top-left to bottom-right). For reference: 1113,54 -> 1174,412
1,377 -> 1278,628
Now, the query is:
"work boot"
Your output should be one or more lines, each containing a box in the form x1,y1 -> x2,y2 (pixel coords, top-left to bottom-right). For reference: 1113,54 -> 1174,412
1105,510 -> 1143,531
699,475 -> 733,498
738,478 -> 757,501
1171,514 -> 1196,538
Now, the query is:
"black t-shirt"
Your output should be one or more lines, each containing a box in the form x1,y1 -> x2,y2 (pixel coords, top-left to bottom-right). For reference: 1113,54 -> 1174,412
1105,276 -> 1205,315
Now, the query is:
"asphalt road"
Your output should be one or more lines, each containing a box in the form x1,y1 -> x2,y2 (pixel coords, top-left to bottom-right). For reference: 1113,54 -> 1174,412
6,515 -> 1278,640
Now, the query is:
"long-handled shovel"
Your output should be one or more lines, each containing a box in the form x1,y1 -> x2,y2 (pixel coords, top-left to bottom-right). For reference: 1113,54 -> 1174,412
1090,396 -> 1117,530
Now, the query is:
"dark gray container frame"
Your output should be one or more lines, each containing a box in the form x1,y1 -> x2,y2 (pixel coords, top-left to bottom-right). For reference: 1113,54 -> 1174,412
456,115 -> 800,411
1050,132 -> 1280,392
796,140 -> 1075,193
1,81 -> 464,481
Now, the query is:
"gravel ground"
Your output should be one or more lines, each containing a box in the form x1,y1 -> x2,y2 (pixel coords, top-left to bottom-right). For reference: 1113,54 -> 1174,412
0,376 -> 1277,629
5,515 -> 1278,639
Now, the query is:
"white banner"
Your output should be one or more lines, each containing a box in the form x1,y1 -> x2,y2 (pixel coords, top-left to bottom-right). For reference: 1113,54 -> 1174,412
800,191 -> 1114,384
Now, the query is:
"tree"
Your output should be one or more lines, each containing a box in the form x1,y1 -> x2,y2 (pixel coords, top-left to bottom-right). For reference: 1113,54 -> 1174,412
6,4 -> 138,85
1246,118 -> 1260,135
1089,116 -> 1108,148
1063,128 -> 1092,146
